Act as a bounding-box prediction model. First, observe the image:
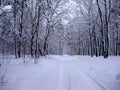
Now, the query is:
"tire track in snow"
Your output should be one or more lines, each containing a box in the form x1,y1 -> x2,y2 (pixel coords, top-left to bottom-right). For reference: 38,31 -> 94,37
70,62 -> 106,90
56,61 -> 70,90
41,61 -> 61,90
66,62 -> 97,90
65,62 -> 72,90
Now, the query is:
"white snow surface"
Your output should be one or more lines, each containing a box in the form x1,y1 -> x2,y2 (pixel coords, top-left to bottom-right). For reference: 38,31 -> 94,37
3,5 -> 12,11
0,55 -> 120,90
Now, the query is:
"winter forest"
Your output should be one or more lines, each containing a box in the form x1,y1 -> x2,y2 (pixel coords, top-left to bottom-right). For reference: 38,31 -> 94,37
0,0 -> 119,58
0,0 -> 120,90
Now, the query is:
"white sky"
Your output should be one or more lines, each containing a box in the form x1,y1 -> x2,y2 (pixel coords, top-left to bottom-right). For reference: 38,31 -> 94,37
62,0 -> 78,25
62,0 -> 96,25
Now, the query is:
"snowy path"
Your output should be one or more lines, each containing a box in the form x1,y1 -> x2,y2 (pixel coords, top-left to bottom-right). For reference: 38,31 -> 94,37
1,56 -> 120,90
66,62 -> 106,90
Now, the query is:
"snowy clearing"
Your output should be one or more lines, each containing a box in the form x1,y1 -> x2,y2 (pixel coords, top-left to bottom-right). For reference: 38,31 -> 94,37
0,55 -> 120,90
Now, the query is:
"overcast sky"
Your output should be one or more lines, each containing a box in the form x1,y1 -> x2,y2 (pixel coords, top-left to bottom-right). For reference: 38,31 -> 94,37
62,0 -> 78,25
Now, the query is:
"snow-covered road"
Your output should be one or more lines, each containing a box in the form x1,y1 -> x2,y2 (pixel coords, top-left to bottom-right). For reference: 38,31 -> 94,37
0,55 -> 120,90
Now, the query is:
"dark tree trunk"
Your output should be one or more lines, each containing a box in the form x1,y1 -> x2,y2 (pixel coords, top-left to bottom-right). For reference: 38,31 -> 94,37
104,0 -> 109,58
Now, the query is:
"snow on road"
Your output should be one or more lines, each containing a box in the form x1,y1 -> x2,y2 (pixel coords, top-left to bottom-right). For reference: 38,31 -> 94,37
0,55 -> 120,90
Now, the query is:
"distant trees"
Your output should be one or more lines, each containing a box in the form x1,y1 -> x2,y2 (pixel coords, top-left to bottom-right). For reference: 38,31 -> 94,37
66,0 -> 120,58
42,0 -> 66,55
110,0 -> 120,56
0,0 -> 119,58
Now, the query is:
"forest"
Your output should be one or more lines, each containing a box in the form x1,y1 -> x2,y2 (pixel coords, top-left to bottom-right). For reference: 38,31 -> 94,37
0,0 -> 120,90
0,0 -> 120,58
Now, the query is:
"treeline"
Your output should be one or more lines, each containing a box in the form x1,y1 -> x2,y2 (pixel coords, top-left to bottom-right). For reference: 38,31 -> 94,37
64,0 -> 120,58
0,0 -> 120,58
0,0 -> 65,58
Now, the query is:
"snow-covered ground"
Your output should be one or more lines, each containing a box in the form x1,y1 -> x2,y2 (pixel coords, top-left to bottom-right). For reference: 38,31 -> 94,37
0,55 -> 120,90
0,5 -> 12,15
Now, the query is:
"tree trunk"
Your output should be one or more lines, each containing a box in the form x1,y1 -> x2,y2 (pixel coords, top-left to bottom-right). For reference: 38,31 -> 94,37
104,0 -> 109,58
96,0 -> 105,57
